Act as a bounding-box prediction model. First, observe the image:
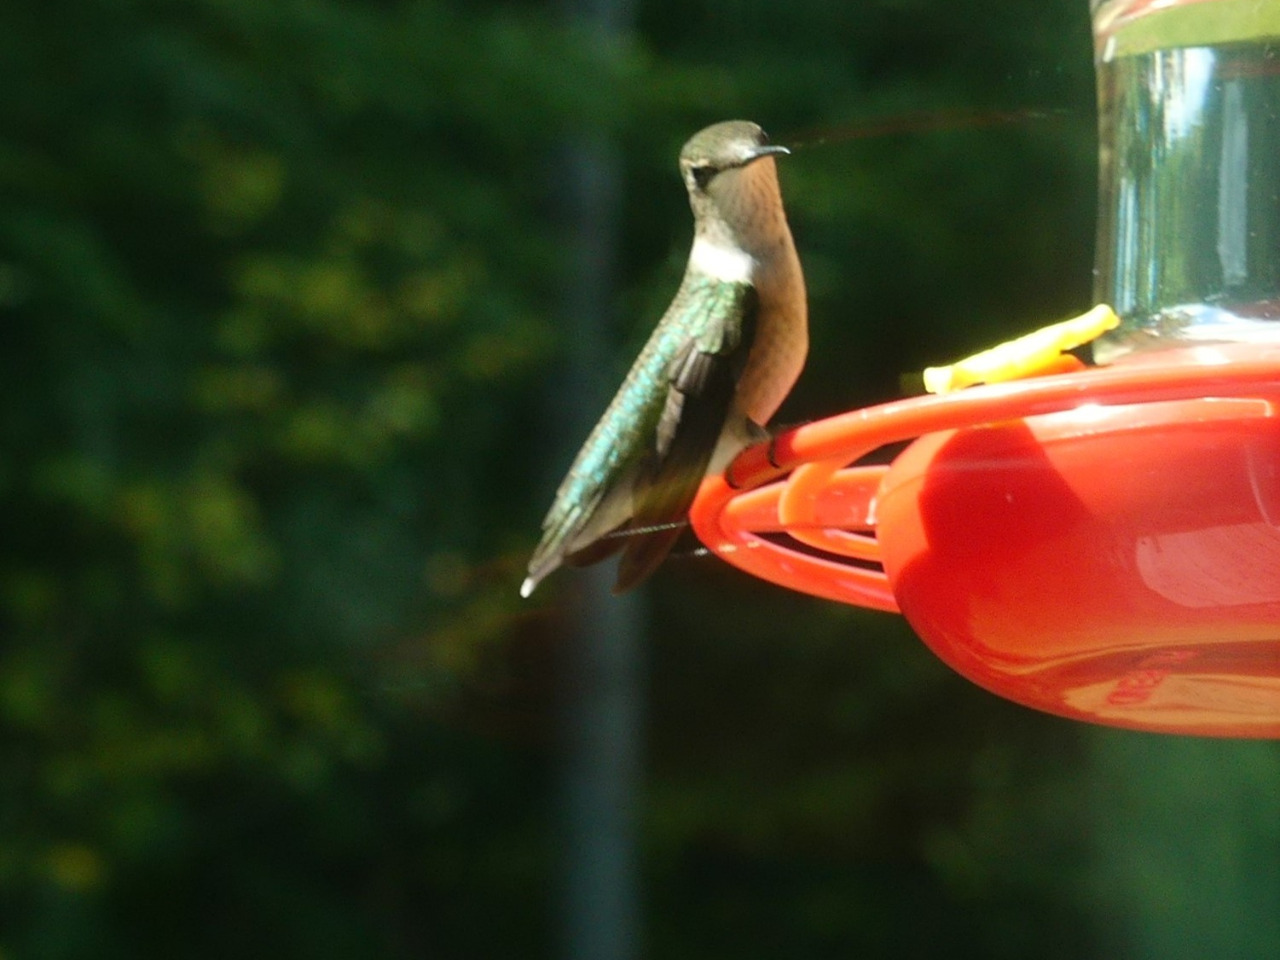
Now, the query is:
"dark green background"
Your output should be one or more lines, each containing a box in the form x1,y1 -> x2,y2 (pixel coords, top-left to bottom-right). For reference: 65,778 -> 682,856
2,0 -> 1277,957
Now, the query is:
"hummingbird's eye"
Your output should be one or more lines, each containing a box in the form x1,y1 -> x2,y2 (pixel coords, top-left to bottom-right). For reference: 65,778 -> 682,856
690,164 -> 716,191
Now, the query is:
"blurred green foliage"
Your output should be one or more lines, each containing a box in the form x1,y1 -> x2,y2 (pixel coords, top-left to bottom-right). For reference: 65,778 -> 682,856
1,0 -> 1277,958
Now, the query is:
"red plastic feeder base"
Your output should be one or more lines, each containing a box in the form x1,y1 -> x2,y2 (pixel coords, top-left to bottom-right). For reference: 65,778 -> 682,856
690,344 -> 1280,737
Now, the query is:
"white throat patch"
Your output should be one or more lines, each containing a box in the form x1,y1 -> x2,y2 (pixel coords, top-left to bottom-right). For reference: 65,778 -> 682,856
690,237 -> 755,284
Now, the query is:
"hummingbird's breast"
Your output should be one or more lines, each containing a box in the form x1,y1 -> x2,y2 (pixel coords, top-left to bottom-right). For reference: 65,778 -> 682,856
738,248 -> 807,426
730,160 -> 808,426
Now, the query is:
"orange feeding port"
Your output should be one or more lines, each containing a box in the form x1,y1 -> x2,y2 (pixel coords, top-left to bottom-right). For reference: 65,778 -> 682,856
689,344 -> 1280,737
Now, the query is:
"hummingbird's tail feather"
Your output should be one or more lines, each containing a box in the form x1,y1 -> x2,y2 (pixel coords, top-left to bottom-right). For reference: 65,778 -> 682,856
565,530 -> 627,568
614,524 -> 685,594
522,477 -> 634,596
521,540 -> 618,597
521,546 -> 562,597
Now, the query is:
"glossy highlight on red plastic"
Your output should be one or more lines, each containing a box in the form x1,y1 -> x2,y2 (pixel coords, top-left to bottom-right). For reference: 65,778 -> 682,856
690,345 -> 1280,736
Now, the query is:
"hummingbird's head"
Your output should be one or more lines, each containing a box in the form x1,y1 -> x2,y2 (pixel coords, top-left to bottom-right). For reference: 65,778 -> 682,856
679,121 -> 791,255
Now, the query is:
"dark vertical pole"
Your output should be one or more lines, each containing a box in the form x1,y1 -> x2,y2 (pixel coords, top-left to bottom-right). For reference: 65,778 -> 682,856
552,1 -> 641,959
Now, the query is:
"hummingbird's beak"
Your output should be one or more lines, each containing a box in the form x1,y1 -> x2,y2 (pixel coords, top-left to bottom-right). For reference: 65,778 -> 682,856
747,144 -> 790,162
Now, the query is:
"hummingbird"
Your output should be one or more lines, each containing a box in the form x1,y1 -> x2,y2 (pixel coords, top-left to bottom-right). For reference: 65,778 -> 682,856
522,120 -> 807,597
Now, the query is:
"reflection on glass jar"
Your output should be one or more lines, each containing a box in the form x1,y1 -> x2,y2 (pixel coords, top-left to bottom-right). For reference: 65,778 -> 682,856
1091,0 -> 1280,361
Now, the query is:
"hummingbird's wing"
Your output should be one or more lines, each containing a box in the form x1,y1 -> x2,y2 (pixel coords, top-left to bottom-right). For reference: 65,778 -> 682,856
524,275 -> 758,596
613,280 -> 759,592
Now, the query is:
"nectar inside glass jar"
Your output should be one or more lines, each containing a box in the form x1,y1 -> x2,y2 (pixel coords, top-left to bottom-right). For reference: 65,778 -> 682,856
1092,0 -> 1280,361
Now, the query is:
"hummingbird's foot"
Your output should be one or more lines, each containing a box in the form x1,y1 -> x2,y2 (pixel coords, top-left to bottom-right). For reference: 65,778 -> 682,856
725,419 -> 809,488
759,419 -> 816,469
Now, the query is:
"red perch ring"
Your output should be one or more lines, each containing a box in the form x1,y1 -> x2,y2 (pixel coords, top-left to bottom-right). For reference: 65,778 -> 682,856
689,344 -> 1280,737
